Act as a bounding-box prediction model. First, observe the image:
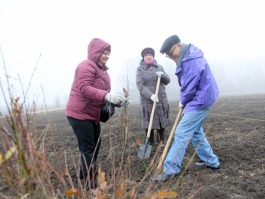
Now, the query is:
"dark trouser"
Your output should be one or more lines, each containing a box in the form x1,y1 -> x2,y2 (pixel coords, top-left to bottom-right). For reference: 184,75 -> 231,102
157,128 -> 165,143
145,129 -> 154,144
67,117 -> 101,189
145,128 -> 165,144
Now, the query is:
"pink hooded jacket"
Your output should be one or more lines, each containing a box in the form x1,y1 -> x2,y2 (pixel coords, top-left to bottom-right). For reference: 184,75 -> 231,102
65,38 -> 111,122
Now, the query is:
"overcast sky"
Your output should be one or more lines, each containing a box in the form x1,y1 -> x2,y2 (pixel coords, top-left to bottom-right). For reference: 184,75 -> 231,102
0,0 -> 265,110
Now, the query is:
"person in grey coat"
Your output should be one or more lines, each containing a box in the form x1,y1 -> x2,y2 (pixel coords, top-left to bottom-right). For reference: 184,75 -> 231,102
136,47 -> 171,145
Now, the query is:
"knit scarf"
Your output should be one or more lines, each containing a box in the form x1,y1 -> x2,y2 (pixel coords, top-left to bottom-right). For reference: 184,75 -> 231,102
144,60 -> 155,65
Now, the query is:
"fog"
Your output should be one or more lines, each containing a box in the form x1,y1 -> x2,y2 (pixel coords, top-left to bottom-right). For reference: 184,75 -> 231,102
1,0 -> 265,114
1,46 -> 265,114
114,56 -> 265,103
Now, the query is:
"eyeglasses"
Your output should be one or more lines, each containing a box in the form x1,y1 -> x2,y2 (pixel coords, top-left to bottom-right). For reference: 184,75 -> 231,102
144,54 -> 153,57
102,51 -> 111,56
166,45 -> 176,58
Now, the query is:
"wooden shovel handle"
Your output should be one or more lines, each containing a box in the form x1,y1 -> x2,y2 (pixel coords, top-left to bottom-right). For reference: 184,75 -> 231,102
146,76 -> 162,139
157,107 -> 184,170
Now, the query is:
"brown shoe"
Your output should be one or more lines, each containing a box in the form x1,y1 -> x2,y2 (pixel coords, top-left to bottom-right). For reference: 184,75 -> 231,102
157,129 -> 165,144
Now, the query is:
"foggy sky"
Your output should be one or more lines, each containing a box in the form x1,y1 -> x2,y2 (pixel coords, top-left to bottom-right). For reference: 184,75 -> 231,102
1,0 -> 265,114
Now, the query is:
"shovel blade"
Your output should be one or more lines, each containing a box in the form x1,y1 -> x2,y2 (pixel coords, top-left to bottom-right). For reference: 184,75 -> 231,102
137,143 -> 152,159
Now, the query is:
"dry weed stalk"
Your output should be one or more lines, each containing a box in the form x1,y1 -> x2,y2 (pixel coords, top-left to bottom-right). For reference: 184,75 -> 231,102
0,97 -> 68,198
0,50 -> 67,198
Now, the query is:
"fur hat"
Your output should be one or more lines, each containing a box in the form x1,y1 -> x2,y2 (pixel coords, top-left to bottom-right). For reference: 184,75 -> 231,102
141,47 -> 155,58
160,35 -> 181,54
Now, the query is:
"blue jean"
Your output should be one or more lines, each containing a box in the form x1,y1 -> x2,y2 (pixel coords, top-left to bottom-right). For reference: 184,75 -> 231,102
163,107 -> 219,174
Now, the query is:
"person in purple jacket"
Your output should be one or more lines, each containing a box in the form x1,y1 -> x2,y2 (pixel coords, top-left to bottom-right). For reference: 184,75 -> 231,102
154,35 -> 220,183
65,38 -> 127,189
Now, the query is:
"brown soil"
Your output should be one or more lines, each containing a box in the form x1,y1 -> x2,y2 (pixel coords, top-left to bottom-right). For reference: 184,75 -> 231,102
2,94 -> 265,198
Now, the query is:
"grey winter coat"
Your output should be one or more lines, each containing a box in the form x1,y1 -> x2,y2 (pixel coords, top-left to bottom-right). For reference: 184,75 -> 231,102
136,60 -> 171,129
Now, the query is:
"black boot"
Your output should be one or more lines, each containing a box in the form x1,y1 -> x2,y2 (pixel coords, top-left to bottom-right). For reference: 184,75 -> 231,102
84,163 -> 98,190
80,151 -> 98,190
89,164 -> 98,189
157,128 -> 165,145
146,129 -> 154,145
79,167 -> 85,179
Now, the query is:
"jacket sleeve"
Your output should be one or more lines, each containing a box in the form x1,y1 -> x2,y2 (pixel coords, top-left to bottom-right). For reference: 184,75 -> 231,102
160,66 -> 170,85
180,60 -> 202,105
76,62 -> 107,102
136,67 -> 152,99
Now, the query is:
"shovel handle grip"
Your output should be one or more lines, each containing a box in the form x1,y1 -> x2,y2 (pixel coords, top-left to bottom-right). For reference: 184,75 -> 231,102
146,76 -> 161,138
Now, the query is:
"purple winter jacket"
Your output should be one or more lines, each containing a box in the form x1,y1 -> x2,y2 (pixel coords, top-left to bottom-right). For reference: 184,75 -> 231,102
65,38 -> 111,122
176,44 -> 219,114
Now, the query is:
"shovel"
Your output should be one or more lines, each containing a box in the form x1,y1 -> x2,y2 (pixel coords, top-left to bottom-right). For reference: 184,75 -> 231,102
156,107 -> 183,170
137,76 -> 161,159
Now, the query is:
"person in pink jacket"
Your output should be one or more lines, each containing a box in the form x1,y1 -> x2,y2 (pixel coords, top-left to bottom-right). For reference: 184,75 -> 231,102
65,38 -> 127,190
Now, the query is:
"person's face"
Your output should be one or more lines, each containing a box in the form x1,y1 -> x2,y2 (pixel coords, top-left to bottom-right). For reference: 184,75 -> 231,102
166,43 -> 182,63
98,49 -> 111,66
144,54 -> 154,63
